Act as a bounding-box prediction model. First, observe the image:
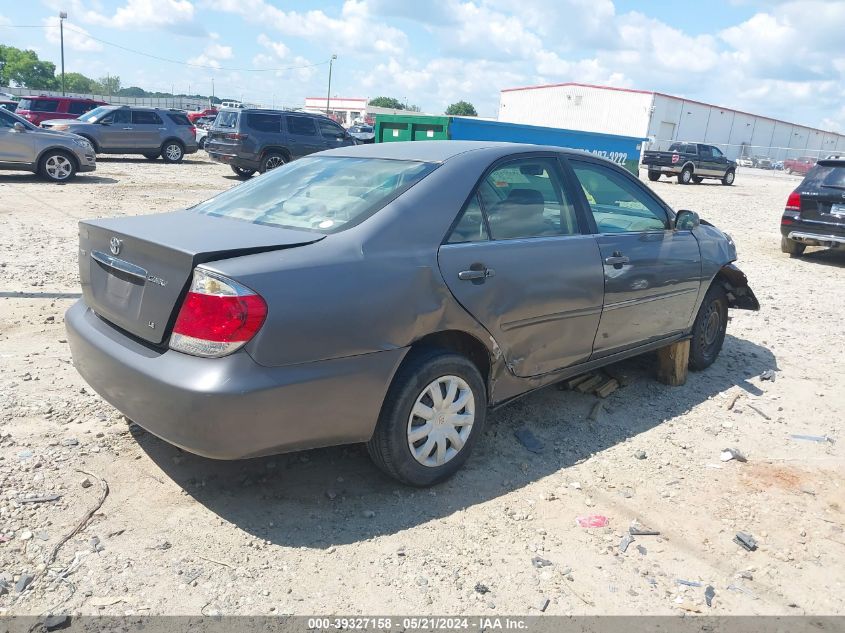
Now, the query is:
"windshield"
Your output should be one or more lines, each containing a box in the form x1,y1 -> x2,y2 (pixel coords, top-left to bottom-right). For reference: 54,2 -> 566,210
192,156 -> 437,232
78,106 -> 112,122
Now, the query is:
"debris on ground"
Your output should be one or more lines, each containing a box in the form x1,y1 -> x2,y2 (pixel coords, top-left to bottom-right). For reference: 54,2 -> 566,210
536,597 -> 550,612
576,515 -> 609,528
474,583 -> 490,594
634,450 -> 647,460
629,521 -> 660,536
595,378 -> 619,399
727,393 -> 742,410
747,404 -> 771,420
721,448 -> 747,463
15,573 -> 34,593
514,427 -> 544,453
619,534 -> 634,553
18,493 -> 62,504
760,369 -> 776,382
705,585 -> 716,607
531,556 -> 552,568
727,584 -> 758,600
790,434 -> 834,444
734,532 -> 758,551
676,579 -> 703,587
587,402 -> 603,422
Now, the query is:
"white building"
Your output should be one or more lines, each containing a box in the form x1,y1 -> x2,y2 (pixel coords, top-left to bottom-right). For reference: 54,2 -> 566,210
303,96 -> 369,126
499,82 -> 845,161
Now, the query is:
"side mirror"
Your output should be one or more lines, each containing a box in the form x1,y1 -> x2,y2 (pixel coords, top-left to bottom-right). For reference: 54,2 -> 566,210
675,209 -> 700,230
99,119 -> 111,126
12,122 -> 26,132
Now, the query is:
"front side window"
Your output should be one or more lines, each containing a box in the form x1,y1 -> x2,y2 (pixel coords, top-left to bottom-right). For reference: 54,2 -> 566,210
132,111 -> 163,125
476,157 -> 579,240
318,119 -> 345,139
192,156 -> 437,233
246,113 -> 281,133
286,116 -> 318,136
571,160 -> 667,233
102,109 -> 131,124
79,106 -> 111,122
711,147 -> 724,159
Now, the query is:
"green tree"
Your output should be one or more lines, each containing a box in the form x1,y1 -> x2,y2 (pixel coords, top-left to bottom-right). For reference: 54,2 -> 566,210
0,45 -> 58,90
63,72 -> 98,93
368,96 -> 406,110
445,100 -> 477,116
117,86 -> 146,97
96,75 -> 121,95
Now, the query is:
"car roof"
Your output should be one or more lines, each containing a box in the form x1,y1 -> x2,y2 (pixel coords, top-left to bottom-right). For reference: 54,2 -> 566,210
20,95 -> 102,101
320,140 -> 597,163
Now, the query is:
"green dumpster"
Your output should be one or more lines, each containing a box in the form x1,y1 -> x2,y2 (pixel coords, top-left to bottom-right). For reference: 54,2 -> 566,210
375,115 -> 449,144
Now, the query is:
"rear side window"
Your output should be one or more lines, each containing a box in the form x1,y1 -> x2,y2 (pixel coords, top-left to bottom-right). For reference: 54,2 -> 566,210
448,194 -> 489,243
67,101 -> 96,115
246,112 -> 281,133
286,116 -> 317,136
20,99 -> 59,112
166,112 -> 191,125
215,111 -> 238,128
132,111 -> 163,125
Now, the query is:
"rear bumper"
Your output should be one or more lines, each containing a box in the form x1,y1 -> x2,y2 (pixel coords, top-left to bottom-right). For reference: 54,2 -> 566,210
207,150 -> 259,171
65,301 -> 406,459
781,220 -> 845,247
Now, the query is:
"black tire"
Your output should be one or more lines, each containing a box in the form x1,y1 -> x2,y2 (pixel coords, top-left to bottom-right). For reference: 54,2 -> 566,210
678,165 -> 694,185
38,150 -> 77,182
689,285 -> 728,371
143,152 -> 159,160
722,169 -> 736,186
647,170 -> 661,182
367,349 -> 487,487
692,176 -> 703,184
160,141 -> 184,163
781,236 -> 806,257
230,165 -> 256,179
198,137 -> 206,150
259,151 -> 287,173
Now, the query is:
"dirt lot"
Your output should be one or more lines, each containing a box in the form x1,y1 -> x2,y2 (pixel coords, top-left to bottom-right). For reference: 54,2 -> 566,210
0,156 -> 843,618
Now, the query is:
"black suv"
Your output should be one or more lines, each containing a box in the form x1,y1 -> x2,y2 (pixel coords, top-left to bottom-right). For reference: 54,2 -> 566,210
205,109 -> 356,178
780,158 -> 845,256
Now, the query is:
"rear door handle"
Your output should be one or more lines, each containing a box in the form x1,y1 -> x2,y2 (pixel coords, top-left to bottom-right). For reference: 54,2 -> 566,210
604,253 -> 630,267
122,127 -> 133,130
458,267 -> 495,281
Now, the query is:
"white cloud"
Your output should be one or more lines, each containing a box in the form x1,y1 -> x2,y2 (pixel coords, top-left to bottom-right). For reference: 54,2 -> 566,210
187,42 -> 233,69
75,0 -> 203,35
42,17 -> 103,52
257,34 -> 290,59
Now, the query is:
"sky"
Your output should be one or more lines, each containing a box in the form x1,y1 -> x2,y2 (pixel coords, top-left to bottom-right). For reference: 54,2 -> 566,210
2,0 -> 845,131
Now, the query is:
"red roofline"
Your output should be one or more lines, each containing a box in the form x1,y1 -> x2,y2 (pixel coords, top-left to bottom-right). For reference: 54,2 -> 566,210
305,97 -> 367,102
499,82 -> 842,138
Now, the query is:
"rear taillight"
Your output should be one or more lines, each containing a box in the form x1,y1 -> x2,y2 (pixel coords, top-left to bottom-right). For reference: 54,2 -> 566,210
225,132 -> 248,141
189,126 -> 196,138
170,269 -> 267,358
671,153 -> 680,164
785,190 -> 801,211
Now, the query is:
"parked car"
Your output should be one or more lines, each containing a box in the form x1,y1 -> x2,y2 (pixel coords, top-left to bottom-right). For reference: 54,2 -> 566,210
783,156 -> 816,176
40,105 -> 197,162
15,95 -> 107,126
642,142 -> 736,185
0,100 -> 17,112
65,141 -> 759,485
348,124 -> 375,143
194,115 -> 217,129
773,161 -> 784,171
187,107 -> 218,124
196,125 -> 209,150
753,156 -> 773,170
736,156 -> 753,167
205,108 -> 356,178
0,106 -> 96,182
780,157 -> 845,256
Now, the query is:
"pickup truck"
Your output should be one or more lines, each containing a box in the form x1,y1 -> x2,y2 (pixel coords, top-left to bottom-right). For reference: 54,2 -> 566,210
783,156 -> 816,176
642,142 -> 736,185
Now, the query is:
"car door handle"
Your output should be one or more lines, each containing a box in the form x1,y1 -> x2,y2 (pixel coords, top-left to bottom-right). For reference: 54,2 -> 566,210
458,267 -> 495,281
122,127 -> 133,130
604,253 -> 630,267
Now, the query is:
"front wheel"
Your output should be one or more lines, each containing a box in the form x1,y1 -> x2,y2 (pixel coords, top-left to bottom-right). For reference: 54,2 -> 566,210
722,169 -> 736,186
647,170 -> 661,182
781,236 -> 806,257
39,151 -> 76,182
231,165 -> 256,179
161,141 -> 184,163
689,285 -> 728,371
678,166 -> 693,185
367,349 -> 486,486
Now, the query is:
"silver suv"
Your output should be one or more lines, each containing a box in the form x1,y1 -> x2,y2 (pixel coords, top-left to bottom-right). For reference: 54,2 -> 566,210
0,106 -> 96,182
41,105 -> 198,163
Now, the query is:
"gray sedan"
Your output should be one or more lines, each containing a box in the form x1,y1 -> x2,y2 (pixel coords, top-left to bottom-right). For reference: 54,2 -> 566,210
66,141 -> 759,486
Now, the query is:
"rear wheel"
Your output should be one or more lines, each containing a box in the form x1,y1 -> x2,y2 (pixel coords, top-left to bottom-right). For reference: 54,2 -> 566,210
39,151 -> 76,182
689,285 -> 728,371
367,349 -> 486,487
722,169 -> 736,186
647,170 -> 661,182
678,165 -> 693,185
781,236 -> 806,257
230,165 -> 256,179
161,141 -> 184,163
259,151 -> 287,173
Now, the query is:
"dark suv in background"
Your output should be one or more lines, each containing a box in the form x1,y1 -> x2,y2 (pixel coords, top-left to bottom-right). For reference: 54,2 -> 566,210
781,158 -> 845,256
40,105 -> 198,162
205,108 -> 355,178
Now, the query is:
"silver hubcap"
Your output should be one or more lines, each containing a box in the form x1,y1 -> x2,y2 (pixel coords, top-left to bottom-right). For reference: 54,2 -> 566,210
45,155 -> 72,180
165,144 -> 182,161
265,156 -> 284,170
407,375 -> 475,468
726,172 -> 734,183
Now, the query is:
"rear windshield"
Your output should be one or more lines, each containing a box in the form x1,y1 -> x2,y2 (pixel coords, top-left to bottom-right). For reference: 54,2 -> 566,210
668,143 -> 696,154
17,98 -> 59,112
167,112 -> 191,125
215,111 -> 239,128
192,156 -> 437,233
802,165 -> 845,189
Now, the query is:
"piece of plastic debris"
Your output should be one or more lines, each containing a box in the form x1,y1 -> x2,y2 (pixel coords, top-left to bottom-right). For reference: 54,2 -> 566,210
619,534 -> 634,553
727,584 -> 758,600
629,522 -> 660,536
531,556 -> 552,568
720,448 -> 747,462
514,427 -> 544,453
676,579 -> 703,587
18,494 -> 62,504
760,370 -> 775,381
636,545 -> 647,556
790,434 -> 834,444
705,585 -> 716,607
734,532 -> 758,551
576,515 -> 609,528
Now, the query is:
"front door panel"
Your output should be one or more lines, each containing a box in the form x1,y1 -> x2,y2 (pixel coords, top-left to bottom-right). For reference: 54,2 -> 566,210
0,125 -> 34,163
438,236 -> 604,377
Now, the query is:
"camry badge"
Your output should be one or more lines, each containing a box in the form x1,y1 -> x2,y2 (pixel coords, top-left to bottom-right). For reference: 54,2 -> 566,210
109,237 -> 122,255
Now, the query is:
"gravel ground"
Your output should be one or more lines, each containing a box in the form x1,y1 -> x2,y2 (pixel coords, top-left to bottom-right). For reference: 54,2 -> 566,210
0,157 -> 843,617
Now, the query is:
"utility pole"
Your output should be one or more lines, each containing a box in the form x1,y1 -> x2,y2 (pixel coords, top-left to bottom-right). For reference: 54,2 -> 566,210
326,53 -> 337,116
59,11 -> 67,95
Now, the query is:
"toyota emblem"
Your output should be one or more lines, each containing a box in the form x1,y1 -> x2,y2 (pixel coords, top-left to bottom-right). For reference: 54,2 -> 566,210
109,237 -> 122,256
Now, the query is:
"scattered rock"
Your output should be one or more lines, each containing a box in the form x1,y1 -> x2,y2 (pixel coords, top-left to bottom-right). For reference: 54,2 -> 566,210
19,530 -> 34,541
536,596 -> 550,612
61,438 -> 79,447
43,615 -> 69,631
634,450 -> 647,460
720,448 -> 747,463
15,573 -> 34,593
474,582 -> 490,594
531,556 -> 552,568
80,477 -> 93,489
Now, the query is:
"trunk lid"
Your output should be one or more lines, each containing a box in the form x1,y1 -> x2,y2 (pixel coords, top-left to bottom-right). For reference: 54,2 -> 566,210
78,211 -> 324,344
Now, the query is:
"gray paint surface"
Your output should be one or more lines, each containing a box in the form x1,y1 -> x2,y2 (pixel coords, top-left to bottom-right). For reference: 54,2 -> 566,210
67,141 -> 757,460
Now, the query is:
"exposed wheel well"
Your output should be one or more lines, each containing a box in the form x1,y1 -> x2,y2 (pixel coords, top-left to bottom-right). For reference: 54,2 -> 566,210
711,265 -> 759,310
681,161 -> 695,173
161,137 -> 185,149
409,330 -> 492,385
